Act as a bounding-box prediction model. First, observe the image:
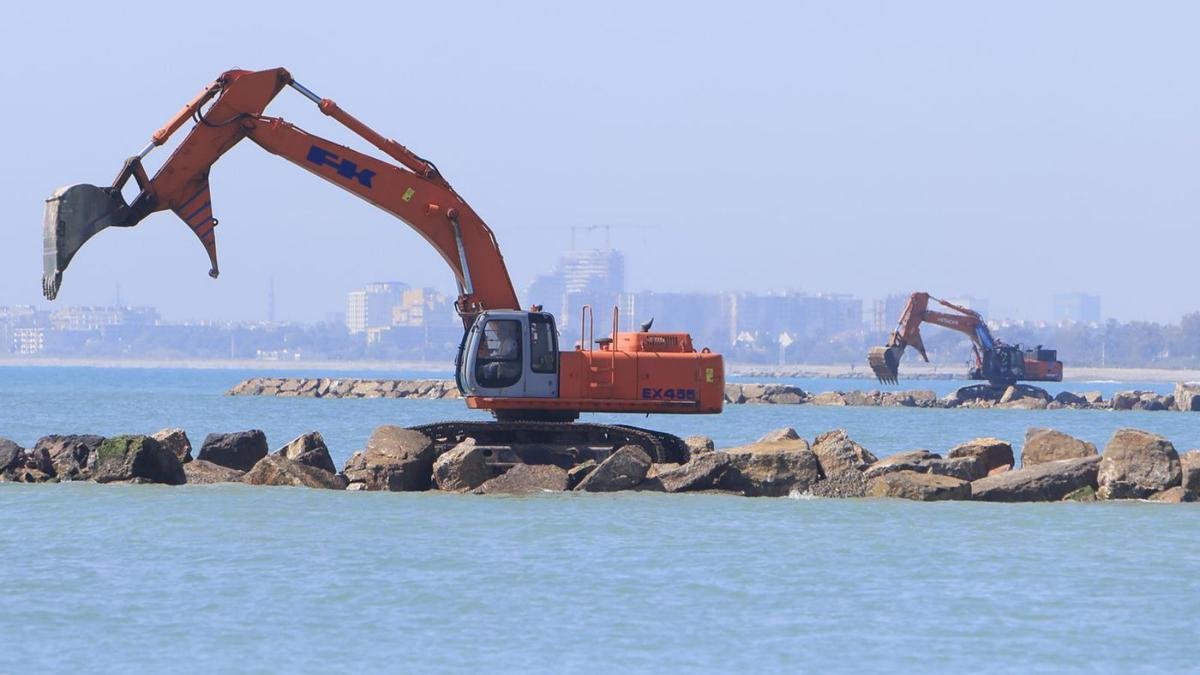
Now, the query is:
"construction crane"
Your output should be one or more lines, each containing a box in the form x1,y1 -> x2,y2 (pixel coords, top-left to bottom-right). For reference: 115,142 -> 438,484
868,292 -> 1062,389
41,67 -> 724,463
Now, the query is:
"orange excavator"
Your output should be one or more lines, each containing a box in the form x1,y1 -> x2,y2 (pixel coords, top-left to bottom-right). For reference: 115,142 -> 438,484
42,67 -> 724,462
869,292 -> 1062,388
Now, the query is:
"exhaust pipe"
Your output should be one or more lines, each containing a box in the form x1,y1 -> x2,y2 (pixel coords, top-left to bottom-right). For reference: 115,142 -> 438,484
43,184 -> 132,300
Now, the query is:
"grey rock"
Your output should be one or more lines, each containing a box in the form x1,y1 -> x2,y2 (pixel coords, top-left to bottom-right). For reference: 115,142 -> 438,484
433,439 -> 491,492
575,445 -> 652,492
198,430 -> 268,472
947,438 -> 1014,475
242,454 -> 346,489
683,436 -> 715,459
1053,391 -> 1088,407
475,464 -> 570,494
970,456 -> 1100,502
1180,450 -> 1200,492
183,459 -> 245,484
807,470 -> 868,498
720,442 -> 822,497
1175,383 -> 1200,412
1111,391 -> 1141,411
0,438 -> 25,473
342,426 -> 435,491
757,427 -> 800,443
811,429 -> 877,477
1021,428 -> 1097,467
864,450 -> 941,477
276,431 -> 336,473
566,460 -> 597,489
151,428 -> 193,464
93,435 -> 186,485
1147,486 -> 1197,503
35,434 -> 105,480
1097,429 -> 1181,500
867,470 -> 970,501
654,453 -> 732,493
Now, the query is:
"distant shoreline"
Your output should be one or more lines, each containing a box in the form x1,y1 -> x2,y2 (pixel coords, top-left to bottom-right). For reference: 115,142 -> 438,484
0,357 -> 1196,384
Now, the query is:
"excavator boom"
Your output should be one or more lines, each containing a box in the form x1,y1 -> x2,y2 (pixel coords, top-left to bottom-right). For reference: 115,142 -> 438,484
42,67 -> 518,323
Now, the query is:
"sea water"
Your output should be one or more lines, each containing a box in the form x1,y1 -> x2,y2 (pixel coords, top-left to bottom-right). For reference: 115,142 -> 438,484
1,366 -> 1197,672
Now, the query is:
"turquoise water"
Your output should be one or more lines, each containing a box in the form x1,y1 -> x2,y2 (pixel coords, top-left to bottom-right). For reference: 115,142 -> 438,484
2,367 -> 1199,672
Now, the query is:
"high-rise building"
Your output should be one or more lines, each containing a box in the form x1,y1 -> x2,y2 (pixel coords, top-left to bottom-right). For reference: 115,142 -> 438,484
1053,293 -> 1101,324
525,249 -> 625,331
345,282 -> 408,334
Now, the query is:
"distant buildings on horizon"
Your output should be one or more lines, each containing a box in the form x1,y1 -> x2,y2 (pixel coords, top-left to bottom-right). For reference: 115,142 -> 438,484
0,246 -> 1108,361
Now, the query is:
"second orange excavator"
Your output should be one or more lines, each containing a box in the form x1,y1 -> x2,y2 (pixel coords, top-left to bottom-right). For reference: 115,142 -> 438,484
869,292 -> 1063,388
42,67 -> 724,463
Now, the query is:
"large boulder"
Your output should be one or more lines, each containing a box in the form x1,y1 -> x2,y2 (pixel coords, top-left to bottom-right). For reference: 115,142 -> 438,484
575,445 -> 652,492
1110,391 -> 1141,411
810,391 -> 847,406
1097,429 -> 1181,500
1148,486 -> 1197,503
475,464 -> 570,494
866,471 -> 970,501
151,428 -> 193,464
275,431 -> 336,473
342,426 -> 436,491
242,454 -> 346,489
183,459 -> 246,484
811,429 -> 877,477
35,434 -> 105,480
566,460 -> 597,489
947,438 -> 1014,474
1175,383 -> 1200,412
0,438 -> 23,473
970,456 -> 1100,502
757,427 -> 800,443
865,450 -> 940,477
1180,450 -> 1200,492
432,439 -> 491,492
1021,429 -> 1097,467
683,436 -> 715,458
93,435 -> 186,485
198,430 -> 268,472
653,453 -> 732,493
719,437 -> 822,497
865,450 -> 984,481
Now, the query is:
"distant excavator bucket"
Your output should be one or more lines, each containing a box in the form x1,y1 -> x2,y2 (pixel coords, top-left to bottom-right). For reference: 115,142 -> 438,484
868,345 -> 904,384
43,184 -> 132,300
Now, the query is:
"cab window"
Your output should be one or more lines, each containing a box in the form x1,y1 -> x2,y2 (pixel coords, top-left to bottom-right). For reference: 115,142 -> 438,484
475,319 -> 522,388
529,315 -> 557,374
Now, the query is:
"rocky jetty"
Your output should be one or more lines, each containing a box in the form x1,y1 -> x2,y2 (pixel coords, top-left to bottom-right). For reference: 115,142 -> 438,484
5,424 -> 1200,505
226,377 -> 1200,413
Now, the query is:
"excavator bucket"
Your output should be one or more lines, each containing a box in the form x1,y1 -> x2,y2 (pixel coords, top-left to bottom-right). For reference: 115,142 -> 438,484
43,184 -> 132,300
868,345 -> 904,384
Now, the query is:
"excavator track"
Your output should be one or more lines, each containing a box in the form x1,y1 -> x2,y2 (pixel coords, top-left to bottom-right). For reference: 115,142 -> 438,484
408,420 -> 689,468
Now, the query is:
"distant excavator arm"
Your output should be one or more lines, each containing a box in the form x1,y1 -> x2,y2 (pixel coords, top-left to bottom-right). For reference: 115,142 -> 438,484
43,67 -> 519,326
869,292 -> 995,383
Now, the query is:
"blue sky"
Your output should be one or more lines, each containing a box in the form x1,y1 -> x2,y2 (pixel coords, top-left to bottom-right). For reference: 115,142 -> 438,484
2,1 -> 1196,322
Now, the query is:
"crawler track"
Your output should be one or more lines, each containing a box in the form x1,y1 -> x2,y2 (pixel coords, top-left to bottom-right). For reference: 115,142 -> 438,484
409,420 -> 689,465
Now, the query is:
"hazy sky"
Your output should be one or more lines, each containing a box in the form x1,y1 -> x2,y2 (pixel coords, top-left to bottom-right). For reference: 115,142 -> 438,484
2,1 -> 1196,323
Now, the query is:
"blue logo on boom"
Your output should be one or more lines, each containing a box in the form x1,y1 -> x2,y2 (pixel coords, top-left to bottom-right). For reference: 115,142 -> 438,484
306,145 -> 376,188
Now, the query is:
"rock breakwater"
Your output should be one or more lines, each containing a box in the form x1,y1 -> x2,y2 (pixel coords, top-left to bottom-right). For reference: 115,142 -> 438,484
5,424 -> 1199,504
228,377 -> 1200,413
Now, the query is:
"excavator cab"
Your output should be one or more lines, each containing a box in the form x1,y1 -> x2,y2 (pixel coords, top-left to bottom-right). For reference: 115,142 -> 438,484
458,310 -> 560,400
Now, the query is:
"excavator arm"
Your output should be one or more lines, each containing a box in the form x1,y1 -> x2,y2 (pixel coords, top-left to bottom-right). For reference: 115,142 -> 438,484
43,67 -> 518,326
868,292 -> 992,383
